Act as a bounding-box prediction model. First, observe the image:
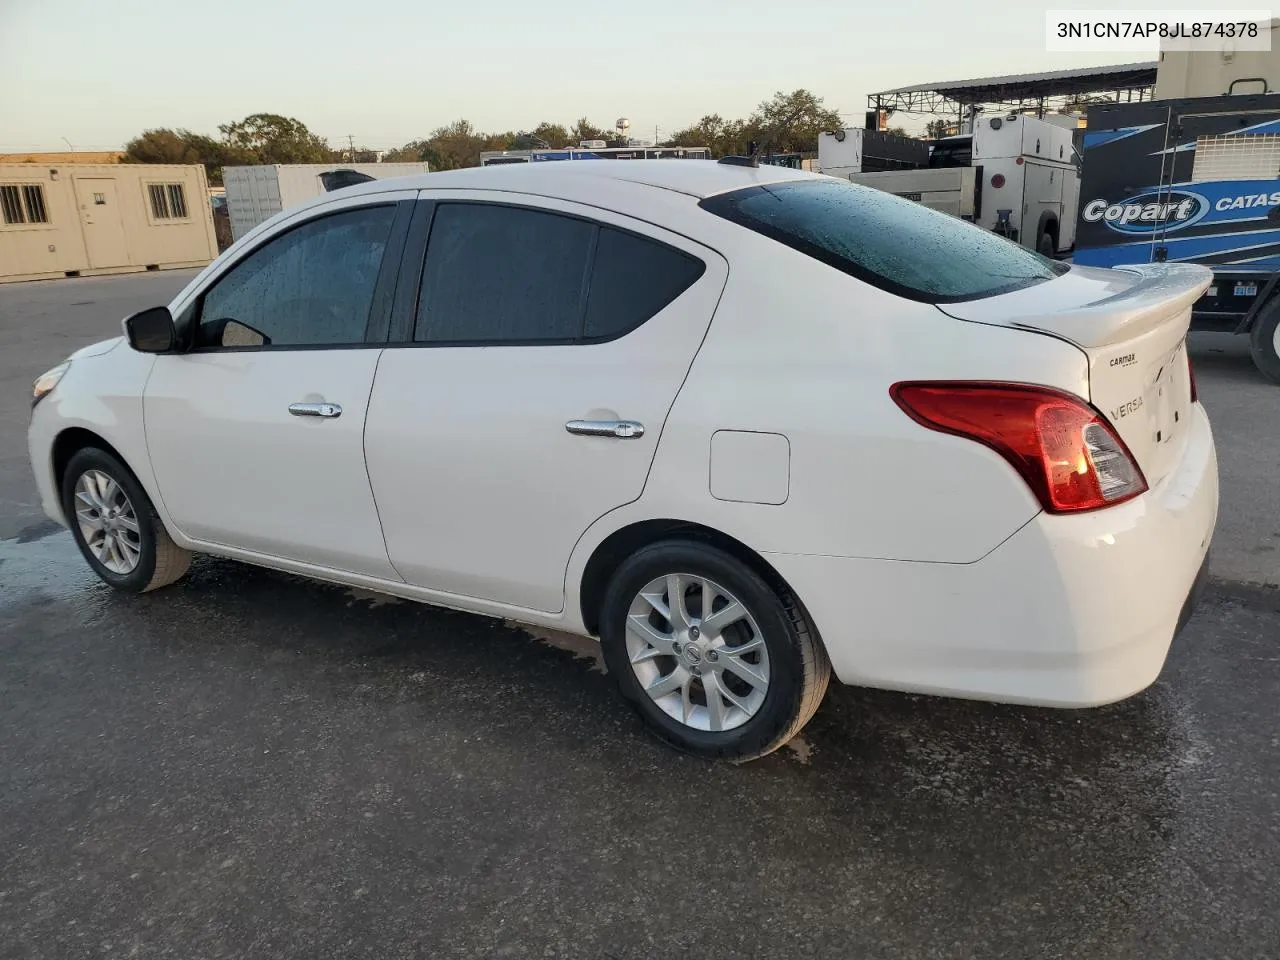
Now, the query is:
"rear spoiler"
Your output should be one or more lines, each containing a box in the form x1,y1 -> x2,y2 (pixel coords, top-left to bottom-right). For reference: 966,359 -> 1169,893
1008,264 -> 1212,348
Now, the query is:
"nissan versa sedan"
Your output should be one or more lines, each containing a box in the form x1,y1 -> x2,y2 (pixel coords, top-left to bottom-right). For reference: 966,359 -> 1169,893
29,161 -> 1218,760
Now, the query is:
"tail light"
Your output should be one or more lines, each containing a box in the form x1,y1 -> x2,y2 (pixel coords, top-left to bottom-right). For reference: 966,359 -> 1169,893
990,173 -> 1006,188
890,382 -> 1148,513
1187,351 -> 1198,403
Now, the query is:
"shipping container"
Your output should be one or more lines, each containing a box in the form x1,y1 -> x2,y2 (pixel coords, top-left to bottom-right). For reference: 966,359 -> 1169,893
222,163 -> 430,241
1,163 -> 217,283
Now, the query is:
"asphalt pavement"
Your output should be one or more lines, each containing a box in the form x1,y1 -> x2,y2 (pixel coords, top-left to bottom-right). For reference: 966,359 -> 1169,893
1,270 -> 1278,959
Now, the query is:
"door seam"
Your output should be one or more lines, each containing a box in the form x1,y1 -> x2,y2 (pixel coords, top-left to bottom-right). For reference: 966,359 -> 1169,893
361,346 -> 408,583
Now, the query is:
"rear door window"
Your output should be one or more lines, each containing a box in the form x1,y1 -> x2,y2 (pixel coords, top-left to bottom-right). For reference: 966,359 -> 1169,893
416,203 -> 593,344
699,179 -> 1066,303
413,202 -> 704,344
583,227 -> 705,340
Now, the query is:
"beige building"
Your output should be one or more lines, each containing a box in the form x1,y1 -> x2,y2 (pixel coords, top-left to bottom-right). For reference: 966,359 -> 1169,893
0,151 -> 125,165
0,163 -> 218,283
1155,20 -> 1280,99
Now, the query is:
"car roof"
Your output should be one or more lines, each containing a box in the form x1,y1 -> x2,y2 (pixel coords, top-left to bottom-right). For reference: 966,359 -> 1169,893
333,159 -> 816,201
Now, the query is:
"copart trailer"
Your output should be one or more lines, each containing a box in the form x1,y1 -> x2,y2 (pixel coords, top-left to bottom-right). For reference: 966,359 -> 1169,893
1075,92 -> 1280,383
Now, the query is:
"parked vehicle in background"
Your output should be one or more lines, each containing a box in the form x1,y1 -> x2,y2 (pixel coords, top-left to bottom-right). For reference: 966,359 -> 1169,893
816,127 -> 930,180
1075,91 -> 1280,383
29,161 -> 1216,760
822,114 -> 1081,257
222,163 -> 430,241
480,145 -> 710,165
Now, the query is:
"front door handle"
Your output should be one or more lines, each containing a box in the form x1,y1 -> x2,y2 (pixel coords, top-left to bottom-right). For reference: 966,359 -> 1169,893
565,419 -> 645,439
289,402 -> 343,419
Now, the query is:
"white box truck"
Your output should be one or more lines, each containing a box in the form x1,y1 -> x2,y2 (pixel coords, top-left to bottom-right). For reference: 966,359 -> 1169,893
820,114 -> 1081,256
223,163 -> 430,241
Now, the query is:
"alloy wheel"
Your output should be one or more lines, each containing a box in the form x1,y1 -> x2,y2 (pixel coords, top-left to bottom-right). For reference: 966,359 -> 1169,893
74,469 -> 142,574
625,573 -> 771,732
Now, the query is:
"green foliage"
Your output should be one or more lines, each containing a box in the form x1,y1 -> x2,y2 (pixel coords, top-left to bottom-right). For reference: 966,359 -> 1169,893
664,90 -> 842,157
570,117 -> 610,144
123,114 -> 329,184
122,128 -> 252,185
217,113 -> 330,164
749,89 -> 843,154
531,122 -> 571,148
665,114 -> 751,157
925,119 -> 954,139
124,92 -> 845,180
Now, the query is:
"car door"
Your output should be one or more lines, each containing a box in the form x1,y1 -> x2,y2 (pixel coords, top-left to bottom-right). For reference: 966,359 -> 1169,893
364,193 -> 728,613
144,192 -> 415,578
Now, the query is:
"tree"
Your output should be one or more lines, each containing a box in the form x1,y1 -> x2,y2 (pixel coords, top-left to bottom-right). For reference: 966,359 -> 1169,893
123,128 -> 203,165
925,119 -> 954,140
217,113 -> 330,164
885,126 -> 910,138
748,89 -> 842,154
382,142 -> 426,163
123,128 -> 249,185
390,119 -> 490,170
665,114 -> 749,157
530,122 -> 571,148
570,117 -> 609,144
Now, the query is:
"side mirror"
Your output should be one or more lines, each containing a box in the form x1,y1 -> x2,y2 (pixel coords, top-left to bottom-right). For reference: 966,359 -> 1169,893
123,306 -> 176,353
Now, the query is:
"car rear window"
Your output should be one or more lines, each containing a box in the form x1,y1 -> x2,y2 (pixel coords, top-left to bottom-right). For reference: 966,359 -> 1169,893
699,179 -> 1066,303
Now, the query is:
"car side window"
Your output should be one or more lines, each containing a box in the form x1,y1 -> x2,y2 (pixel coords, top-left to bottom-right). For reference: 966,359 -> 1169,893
583,227 -> 705,340
413,203 -> 705,345
195,205 -> 396,349
415,203 -> 594,344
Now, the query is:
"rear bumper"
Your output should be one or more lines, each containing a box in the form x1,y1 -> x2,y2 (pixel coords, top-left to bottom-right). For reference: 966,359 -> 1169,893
767,403 -> 1218,707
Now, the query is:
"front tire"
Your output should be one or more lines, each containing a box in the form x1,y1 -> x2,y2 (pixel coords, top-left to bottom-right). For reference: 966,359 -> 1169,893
1037,232 -> 1055,257
599,540 -> 830,761
1250,296 -> 1280,385
61,447 -> 191,593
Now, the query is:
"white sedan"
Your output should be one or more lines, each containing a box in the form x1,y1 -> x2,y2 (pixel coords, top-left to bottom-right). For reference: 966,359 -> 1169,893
28,161 -> 1218,760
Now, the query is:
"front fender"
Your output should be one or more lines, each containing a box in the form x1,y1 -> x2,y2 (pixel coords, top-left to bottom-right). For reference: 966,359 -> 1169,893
27,348 -> 178,538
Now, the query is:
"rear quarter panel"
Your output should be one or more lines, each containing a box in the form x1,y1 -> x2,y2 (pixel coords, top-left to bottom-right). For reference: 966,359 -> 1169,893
570,225 -> 1092,573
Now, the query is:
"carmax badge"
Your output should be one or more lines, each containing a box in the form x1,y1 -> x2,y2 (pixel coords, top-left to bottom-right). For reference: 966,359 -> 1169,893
1082,190 -> 1210,235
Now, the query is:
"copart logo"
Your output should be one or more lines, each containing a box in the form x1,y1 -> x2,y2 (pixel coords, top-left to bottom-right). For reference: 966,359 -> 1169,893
1082,191 -> 1209,235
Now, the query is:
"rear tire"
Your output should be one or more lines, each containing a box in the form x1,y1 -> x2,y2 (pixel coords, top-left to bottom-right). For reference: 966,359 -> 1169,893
1249,296 -> 1280,385
61,447 -> 191,593
598,540 -> 830,761
1037,232 -> 1055,257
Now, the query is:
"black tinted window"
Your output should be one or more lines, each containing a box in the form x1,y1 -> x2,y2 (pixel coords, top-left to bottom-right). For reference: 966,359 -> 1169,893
198,205 -> 395,347
928,137 -> 972,168
584,228 -> 705,339
416,204 -> 594,343
700,179 -> 1065,303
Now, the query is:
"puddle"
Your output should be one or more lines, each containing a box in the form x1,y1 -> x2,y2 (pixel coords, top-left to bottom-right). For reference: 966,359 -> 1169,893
784,735 -> 814,764
343,586 -> 405,609
504,620 -> 607,673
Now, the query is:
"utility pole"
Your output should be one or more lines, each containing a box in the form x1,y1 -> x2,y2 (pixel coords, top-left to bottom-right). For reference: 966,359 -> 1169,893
347,134 -> 356,162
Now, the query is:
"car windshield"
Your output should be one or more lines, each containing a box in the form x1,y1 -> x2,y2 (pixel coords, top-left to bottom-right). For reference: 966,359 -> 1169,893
699,178 -> 1067,303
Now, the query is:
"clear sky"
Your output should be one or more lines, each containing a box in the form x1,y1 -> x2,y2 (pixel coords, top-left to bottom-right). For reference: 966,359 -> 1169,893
0,0 -> 1164,152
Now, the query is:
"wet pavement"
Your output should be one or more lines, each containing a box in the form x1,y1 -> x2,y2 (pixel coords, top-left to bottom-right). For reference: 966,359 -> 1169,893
2,272 -> 1279,958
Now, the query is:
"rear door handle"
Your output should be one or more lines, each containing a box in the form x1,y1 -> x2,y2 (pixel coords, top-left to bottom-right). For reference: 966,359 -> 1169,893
565,419 -> 645,439
289,402 -> 343,419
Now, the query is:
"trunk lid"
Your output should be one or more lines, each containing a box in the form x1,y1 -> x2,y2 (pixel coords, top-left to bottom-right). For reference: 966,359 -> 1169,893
939,262 -> 1212,487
